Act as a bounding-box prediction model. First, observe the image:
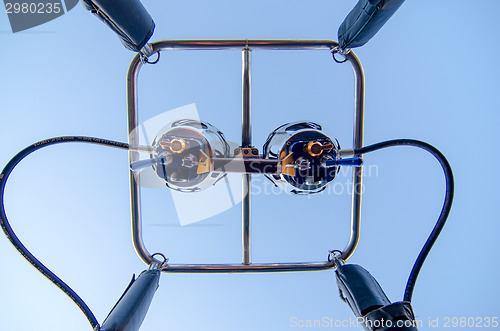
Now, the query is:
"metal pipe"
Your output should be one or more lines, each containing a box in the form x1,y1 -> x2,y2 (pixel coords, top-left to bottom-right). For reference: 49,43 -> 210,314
127,53 -> 155,265
242,47 -> 252,265
161,261 -> 336,273
151,39 -> 339,51
340,50 -> 365,261
242,47 -> 252,147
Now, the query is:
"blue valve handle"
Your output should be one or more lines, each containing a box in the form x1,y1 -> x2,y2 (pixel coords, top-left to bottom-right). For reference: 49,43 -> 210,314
323,157 -> 363,167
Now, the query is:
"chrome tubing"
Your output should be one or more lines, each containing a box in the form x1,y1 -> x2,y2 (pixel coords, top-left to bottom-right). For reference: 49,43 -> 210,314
126,40 -> 365,272
242,47 -> 252,147
162,261 -> 336,273
127,53 -> 156,265
341,50 -> 365,261
242,47 -> 252,265
151,39 -> 340,51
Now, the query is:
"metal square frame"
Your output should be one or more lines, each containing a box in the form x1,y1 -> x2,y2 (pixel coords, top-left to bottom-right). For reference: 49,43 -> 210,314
126,40 -> 365,273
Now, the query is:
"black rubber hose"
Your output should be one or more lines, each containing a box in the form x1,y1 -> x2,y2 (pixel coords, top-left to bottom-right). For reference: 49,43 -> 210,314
1,136 -> 453,321
0,136 -> 129,330
354,139 -> 454,302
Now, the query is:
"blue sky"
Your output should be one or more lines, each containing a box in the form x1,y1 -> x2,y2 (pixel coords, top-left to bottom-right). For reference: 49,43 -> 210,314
1,1 -> 499,330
